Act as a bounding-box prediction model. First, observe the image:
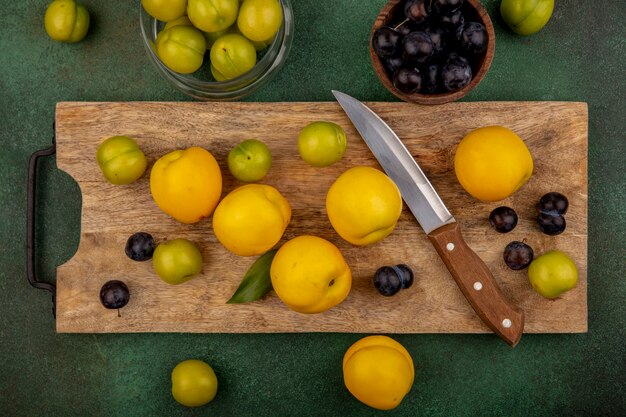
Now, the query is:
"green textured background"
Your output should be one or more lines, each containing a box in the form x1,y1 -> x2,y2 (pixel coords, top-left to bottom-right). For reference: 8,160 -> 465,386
1,0 -> 624,416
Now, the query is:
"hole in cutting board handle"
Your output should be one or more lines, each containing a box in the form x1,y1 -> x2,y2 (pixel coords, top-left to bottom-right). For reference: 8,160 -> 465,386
27,123 -> 83,318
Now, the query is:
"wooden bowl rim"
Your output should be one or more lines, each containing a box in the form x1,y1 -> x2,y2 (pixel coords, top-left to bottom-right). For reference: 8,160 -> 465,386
370,0 -> 496,105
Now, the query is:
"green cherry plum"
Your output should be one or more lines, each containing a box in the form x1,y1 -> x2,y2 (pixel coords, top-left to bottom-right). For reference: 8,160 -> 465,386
227,139 -> 272,182
237,0 -> 283,42
96,136 -> 147,185
528,250 -> 578,299
188,0 -> 239,32
171,360 -> 218,407
297,121 -> 347,167
153,239 -> 203,285
44,0 -> 90,43
156,16 -> 193,54
142,0 -> 187,22
500,0 -> 554,36
209,33 -> 257,79
157,25 -> 206,74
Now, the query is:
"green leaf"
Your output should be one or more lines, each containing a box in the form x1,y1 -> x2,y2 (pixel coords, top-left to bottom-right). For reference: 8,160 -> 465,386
226,249 -> 277,304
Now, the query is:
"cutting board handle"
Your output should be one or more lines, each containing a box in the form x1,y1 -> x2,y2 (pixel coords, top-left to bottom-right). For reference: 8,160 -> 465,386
428,223 -> 524,347
26,128 -> 57,318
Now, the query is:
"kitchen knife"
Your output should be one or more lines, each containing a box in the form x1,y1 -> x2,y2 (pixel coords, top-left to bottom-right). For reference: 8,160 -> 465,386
332,91 -> 524,347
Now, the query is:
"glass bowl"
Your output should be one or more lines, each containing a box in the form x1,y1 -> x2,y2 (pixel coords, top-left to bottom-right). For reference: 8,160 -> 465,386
140,0 -> 294,101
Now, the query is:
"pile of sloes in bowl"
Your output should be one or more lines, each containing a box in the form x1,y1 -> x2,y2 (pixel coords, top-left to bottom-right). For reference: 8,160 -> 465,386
372,0 -> 489,95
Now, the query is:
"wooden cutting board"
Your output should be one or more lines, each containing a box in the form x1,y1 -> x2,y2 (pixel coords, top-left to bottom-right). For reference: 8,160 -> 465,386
54,101 -> 588,334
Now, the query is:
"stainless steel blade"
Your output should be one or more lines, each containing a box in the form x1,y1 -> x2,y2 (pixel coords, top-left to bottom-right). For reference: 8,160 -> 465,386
332,90 -> 455,234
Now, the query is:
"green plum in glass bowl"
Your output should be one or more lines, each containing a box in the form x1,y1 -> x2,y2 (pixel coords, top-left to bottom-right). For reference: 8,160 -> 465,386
139,0 -> 293,100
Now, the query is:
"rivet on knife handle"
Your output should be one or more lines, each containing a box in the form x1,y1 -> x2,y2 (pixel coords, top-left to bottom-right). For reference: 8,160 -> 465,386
428,223 -> 524,347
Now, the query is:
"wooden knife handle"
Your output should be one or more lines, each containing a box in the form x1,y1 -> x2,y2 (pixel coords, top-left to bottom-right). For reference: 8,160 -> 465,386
428,223 -> 524,347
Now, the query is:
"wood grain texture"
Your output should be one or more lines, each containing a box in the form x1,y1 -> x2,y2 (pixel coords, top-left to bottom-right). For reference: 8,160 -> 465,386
54,101 -> 588,334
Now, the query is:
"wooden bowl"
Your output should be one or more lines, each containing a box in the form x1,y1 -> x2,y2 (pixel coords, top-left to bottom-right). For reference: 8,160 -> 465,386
370,0 -> 495,105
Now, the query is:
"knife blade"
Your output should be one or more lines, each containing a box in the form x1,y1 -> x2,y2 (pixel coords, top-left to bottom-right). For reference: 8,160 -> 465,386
333,90 -> 524,347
